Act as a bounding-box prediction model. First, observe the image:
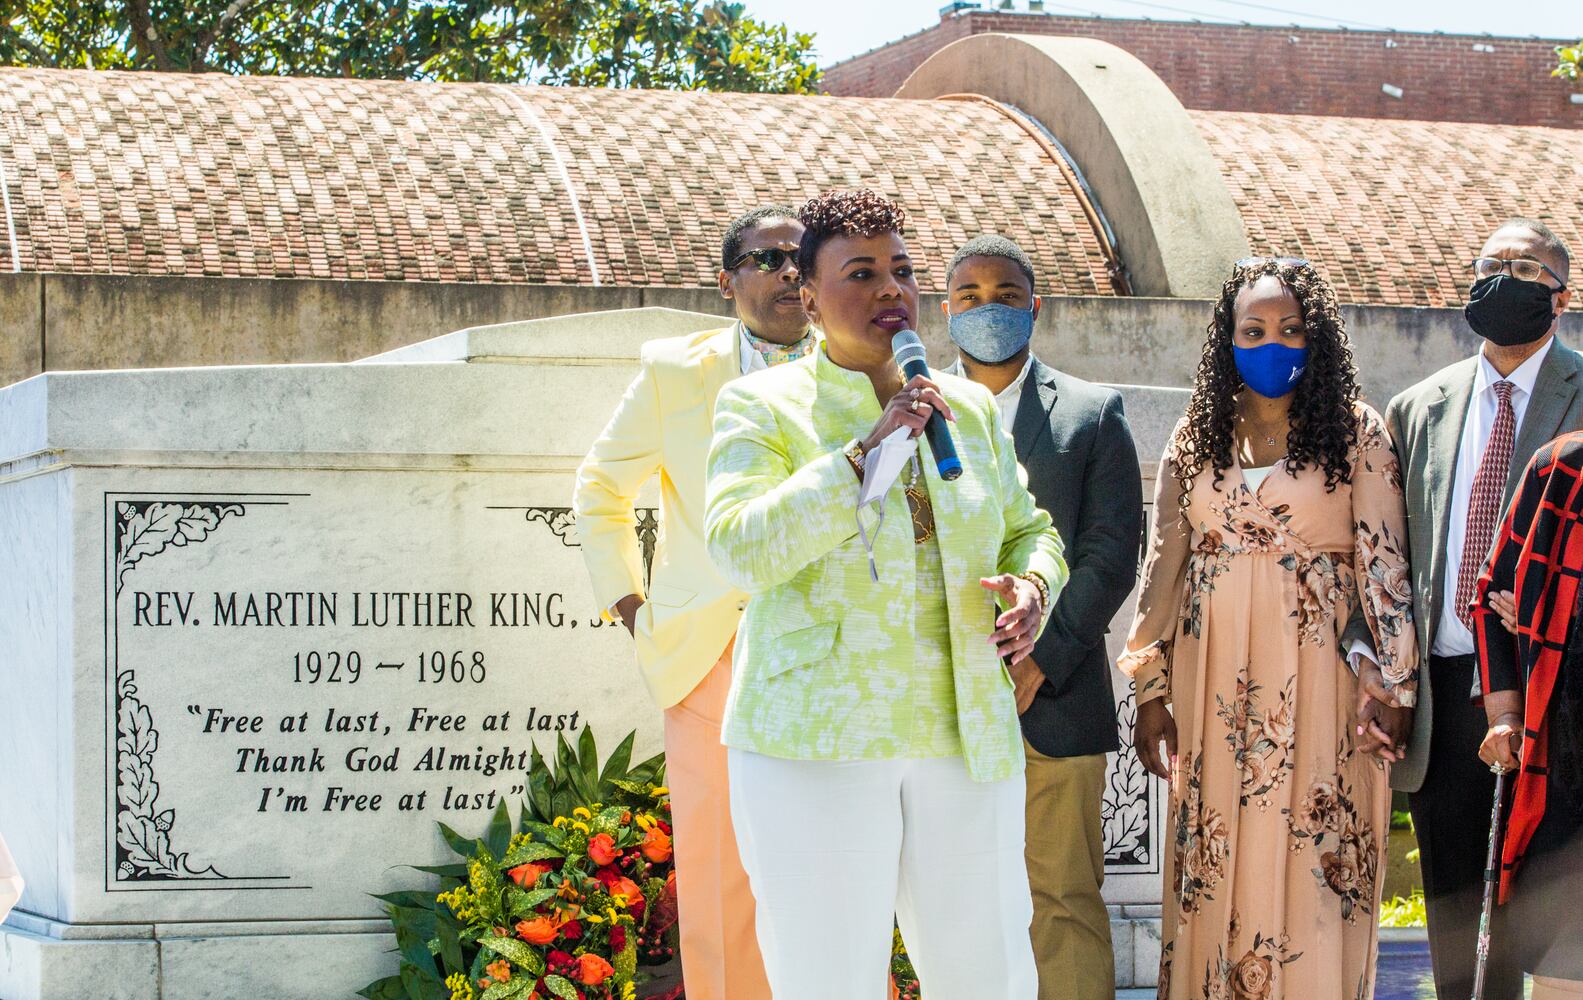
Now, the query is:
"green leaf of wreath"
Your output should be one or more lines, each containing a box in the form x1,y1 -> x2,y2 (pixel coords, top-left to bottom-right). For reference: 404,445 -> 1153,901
508,887 -> 560,916
478,936 -> 546,977
480,979 -> 531,1000
543,975 -> 580,1000
502,841 -> 565,867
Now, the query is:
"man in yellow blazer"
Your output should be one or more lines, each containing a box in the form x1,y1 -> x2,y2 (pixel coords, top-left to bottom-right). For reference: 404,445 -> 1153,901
572,206 -> 811,1000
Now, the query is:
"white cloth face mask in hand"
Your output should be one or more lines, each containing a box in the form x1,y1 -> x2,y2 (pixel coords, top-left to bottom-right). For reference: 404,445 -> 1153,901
855,427 -> 919,582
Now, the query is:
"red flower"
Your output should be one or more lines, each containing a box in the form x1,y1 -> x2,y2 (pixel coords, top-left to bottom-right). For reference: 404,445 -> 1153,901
587,833 -> 619,866
508,862 -> 551,887
559,919 -> 583,941
593,866 -> 621,889
641,826 -> 673,863
609,926 -> 627,952
548,949 -> 575,968
577,953 -> 615,986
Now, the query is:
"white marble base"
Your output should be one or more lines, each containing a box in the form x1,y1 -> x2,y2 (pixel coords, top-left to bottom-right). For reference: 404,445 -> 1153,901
0,921 -> 158,1000
1110,914 -> 1163,989
0,914 -> 392,1000
0,914 -> 1162,998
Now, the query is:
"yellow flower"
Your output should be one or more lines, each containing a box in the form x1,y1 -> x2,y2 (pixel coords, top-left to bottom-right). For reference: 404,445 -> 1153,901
634,814 -> 655,832
621,984 -> 637,1000
445,972 -> 476,1000
649,786 -> 668,798
552,816 -> 569,828
572,807 -> 592,820
571,821 -> 591,834
586,913 -> 605,924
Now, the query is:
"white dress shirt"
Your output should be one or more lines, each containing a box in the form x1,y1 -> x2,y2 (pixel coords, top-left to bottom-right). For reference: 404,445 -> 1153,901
948,354 -> 1034,430
1432,339 -> 1553,656
737,322 -> 767,376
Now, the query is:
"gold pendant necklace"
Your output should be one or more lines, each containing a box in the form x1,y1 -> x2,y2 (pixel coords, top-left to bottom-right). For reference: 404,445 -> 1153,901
904,457 -> 935,544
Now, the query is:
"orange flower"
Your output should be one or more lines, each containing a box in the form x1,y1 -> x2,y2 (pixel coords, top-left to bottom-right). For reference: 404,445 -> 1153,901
485,959 -> 512,983
508,862 -> 551,887
640,826 -> 673,863
515,916 -> 559,945
587,833 -> 619,866
577,953 -> 615,986
610,876 -> 643,907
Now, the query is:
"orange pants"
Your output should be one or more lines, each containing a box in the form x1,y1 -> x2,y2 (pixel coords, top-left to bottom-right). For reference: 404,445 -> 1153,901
662,639 -> 771,1000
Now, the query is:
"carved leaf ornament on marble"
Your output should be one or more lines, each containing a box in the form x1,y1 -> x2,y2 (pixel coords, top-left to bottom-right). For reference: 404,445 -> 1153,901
115,671 -> 221,879
111,500 -> 246,880
115,501 -> 245,594
1102,692 -> 1155,866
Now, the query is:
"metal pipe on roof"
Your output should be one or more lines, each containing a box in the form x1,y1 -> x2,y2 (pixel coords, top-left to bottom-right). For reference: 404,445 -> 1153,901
934,92 -> 1133,295
0,153 -> 19,273
494,85 -> 602,288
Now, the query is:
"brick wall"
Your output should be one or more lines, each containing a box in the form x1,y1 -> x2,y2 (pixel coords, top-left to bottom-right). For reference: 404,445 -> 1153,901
823,11 -> 1582,128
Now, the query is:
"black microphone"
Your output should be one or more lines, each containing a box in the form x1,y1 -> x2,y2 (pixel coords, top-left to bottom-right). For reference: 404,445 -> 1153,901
891,329 -> 962,481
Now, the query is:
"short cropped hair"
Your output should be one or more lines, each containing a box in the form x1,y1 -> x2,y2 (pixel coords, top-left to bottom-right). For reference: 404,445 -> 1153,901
721,205 -> 798,270
947,234 -> 1036,290
795,190 -> 907,282
1495,217 -> 1572,281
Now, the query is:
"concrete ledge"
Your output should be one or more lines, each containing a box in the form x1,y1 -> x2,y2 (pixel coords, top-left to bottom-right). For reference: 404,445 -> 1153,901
897,33 -> 1250,298
0,924 -> 159,1000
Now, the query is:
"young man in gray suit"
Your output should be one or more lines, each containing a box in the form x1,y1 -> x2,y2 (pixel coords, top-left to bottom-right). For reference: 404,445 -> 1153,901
944,236 -> 1143,1000
1351,218 -> 1578,1000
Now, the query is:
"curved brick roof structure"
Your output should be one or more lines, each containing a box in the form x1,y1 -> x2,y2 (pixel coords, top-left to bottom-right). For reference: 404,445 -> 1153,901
0,68 -> 1116,296
2,68 -> 1580,308
1192,110 -> 1583,308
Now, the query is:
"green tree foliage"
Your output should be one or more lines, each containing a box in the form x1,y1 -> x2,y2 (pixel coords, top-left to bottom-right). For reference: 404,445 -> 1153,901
0,0 -> 821,93
1557,41 -> 1582,87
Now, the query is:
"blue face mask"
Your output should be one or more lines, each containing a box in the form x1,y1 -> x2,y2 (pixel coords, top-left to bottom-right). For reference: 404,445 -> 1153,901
947,302 -> 1035,364
1233,342 -> 1308,398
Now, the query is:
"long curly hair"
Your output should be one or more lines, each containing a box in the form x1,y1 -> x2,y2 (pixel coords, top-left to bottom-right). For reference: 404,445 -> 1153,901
795,189 -> 907,283
1174,259 -> 1360,512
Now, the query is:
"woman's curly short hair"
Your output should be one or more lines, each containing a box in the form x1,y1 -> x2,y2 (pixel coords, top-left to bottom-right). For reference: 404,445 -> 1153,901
795,189 -> 907,283
1174,259 -> 1360,512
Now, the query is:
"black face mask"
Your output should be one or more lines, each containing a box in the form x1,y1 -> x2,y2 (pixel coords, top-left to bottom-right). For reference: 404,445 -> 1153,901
1464,274 -> 1562,347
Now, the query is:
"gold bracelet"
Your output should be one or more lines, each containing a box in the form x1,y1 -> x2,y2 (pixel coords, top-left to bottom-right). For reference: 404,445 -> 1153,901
1017,571 -> 1050,618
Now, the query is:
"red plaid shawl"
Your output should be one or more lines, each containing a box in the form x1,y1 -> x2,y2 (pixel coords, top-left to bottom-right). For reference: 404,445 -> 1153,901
1473,430 -> 1583,902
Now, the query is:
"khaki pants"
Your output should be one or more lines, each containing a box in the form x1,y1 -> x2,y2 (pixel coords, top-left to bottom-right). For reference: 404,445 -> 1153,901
1024,743 -> 1113,1000
662,639 -> 771,1000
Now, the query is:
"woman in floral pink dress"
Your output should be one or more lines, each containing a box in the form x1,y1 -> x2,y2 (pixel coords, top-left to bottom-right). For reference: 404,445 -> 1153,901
1122,259 -> 1418,1000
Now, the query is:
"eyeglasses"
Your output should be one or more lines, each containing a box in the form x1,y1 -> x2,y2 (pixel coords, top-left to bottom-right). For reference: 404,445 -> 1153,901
1235,256 -> 1310,269
1471,256 -> 1566,289
729,247 -> 799,273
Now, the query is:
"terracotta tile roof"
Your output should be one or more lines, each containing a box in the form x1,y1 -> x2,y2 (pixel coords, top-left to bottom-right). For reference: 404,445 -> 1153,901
0,68 -> 1115,296
1193,110 -> 1583,308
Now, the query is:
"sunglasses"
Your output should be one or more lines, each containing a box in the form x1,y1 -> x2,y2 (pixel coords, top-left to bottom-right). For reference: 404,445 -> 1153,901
1234,256 -> 1310,269
729,247 -> 799,273
1471,256 -> 1566,290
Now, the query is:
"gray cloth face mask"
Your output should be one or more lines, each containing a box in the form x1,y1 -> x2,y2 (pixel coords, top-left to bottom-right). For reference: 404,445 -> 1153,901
947,303 -> 1035,364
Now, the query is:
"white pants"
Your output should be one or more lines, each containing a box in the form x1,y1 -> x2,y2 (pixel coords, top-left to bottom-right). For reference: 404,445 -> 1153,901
728,750 -> 1038,1000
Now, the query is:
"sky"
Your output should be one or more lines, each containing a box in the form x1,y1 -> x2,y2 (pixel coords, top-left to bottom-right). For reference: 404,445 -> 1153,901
741,0 -> 1582,68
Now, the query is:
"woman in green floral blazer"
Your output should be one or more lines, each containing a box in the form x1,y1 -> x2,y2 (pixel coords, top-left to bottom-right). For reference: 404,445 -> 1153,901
703,190 -> 1066,999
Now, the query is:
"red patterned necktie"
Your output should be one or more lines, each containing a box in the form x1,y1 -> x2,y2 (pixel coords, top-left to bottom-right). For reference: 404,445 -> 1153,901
1455,379 -> 1516,630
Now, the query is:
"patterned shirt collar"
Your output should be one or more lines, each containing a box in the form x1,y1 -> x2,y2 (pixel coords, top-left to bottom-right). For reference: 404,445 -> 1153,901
738,321 -> 817,375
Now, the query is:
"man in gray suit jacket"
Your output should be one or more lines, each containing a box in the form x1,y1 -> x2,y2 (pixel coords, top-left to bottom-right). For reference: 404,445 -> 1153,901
944,236 -> 1143,1000
1351,219 -> 1579,1000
